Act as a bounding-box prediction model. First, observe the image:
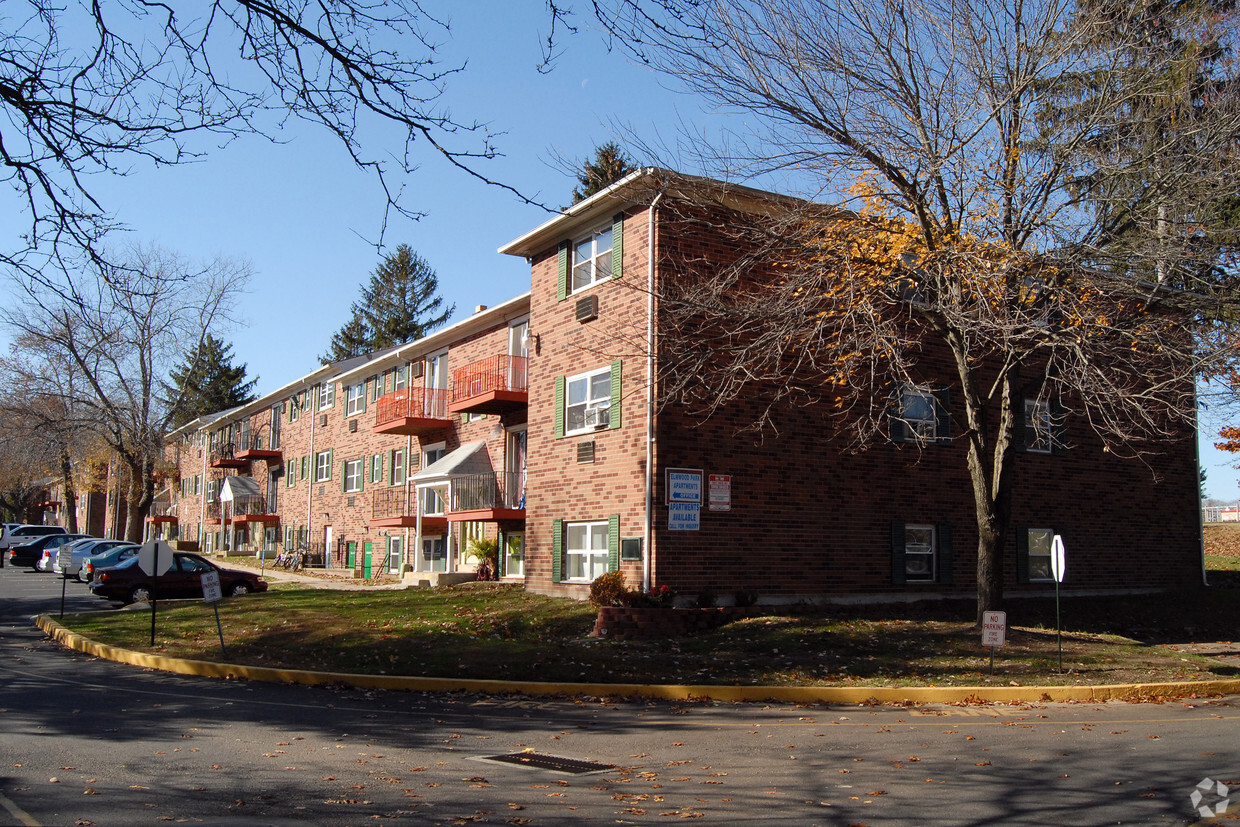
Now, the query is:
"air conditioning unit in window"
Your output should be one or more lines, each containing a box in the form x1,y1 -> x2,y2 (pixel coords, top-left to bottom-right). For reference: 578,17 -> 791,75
575,294 -> 599,322
583,407 -> 609,429
410,362 -> 424,379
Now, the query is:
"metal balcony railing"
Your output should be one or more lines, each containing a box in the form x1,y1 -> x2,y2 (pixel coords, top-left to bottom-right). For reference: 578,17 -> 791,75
209,443 -> 240,464
449,471 -> 525,512
149,501 -> 177,518
372,488 -> 415,520
374,388 -> 450,425
231,497 -> 278,517
451,355 -> 529,404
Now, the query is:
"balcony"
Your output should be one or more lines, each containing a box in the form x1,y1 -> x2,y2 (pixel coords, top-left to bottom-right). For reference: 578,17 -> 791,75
146,502 -> 178,524
228,497 -> 280,524
204,501 -> 222,523
448,471 -> 525,522
235,428 -> 282,462
369,488 -> 448,532
448,355 -> 529,415
209,443 -> 249,469
373,388 -> 454,436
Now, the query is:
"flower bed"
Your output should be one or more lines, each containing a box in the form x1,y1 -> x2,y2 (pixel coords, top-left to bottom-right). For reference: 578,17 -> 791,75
592,606 -> 760,640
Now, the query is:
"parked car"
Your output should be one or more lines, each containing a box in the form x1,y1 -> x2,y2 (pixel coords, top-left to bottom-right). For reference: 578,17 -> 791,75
0,524 -> 67,566
90,552 -> 268,604
38,537 -> 113,574
54,539 -> 134,580
8,533 -> 92,568
81,544 -> 141,582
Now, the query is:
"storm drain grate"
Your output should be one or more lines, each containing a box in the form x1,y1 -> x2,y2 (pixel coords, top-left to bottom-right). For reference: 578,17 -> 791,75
480,752 -> 615,775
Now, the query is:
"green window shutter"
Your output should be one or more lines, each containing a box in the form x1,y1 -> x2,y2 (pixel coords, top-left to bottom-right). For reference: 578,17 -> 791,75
341,460 -> 347,492
461,412 -> 469,424
611,213 -> 624,279
937,523 -> 953,584
551,519 -> 564,583
327,450 -> 333,480
608,514 -> 620,571
557,241 -> 569,301
554,376 -> 566,439
890,520 -> 907,585
609,360 -> 622,430
1016,526 -> 1030,583
360,386 -> 367,413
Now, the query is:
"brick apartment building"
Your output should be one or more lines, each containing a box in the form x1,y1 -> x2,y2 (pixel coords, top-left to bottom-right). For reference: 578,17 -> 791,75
157,169 -> 1203,603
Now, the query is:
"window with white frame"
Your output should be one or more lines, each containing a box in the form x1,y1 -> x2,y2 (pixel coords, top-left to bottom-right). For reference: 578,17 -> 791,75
343,458 -> 363,492
1025,527 -> 1054,581
393,365 -> 408,391
565,367 -> 611,433
903,524 -> 936,582
897,386 -> 939,442
370,453 -> 383,484
421,535 -> 446,571
1024,399 -> 1053,454
345,382 -> 365,416
565,520 -> 609,582
315,450 -> 332,482
390,449 -> 405,486
572,225 -> 613,292
504,532 -> 524,578
289,395 -> 300,422
318,381 -> 335,410
369,374 -> 381,402
300,456 -> 309,480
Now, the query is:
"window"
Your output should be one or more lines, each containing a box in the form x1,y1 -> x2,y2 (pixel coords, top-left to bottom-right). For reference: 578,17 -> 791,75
393,365 -> 408,391
369,374 -> 381,402
892,385 -> 950,445
206,479 -> 218,503
390,449 -> 405,486
564,520 -> 610,582
504,532 -> 524,578
300,456 -> 310,481
289,396 -> 300,422
1023,399 -> 1053,454
315,450 -> 332,482
318,381 -> 335,410
891,520 -> 953,585
565,367 -> 612,434
343,458 -> 363,492
1019,527 -> 1058,583
286,463 -> 296,488
370,453 -> 384,484
345,383 -> 365,416
572,225 -> 613,292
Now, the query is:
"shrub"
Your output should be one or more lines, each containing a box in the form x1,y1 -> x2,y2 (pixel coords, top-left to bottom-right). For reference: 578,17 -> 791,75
589,571 -> 631,608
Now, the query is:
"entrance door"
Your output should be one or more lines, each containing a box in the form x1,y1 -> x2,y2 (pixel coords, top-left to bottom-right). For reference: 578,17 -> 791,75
363,541 -> 373,578
324,525 -> 333,568
506,427 -> 527,509
388,536 -> 403,573
346,541 -> 357,569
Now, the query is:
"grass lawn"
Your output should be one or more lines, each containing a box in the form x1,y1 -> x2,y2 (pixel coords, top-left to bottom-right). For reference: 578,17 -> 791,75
59,579 -> 1240,689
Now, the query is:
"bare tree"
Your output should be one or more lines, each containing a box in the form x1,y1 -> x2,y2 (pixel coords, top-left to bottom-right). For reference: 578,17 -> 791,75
593,0 -> 1240,619
1,0 -> 552,279
2,244 -> 249,540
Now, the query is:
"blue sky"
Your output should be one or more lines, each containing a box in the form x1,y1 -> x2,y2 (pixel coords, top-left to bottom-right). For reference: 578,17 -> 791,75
5,3 -> 1239,499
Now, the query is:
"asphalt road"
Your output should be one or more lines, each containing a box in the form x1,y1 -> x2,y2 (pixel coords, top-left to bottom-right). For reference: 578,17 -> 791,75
1,564 -> 1238,825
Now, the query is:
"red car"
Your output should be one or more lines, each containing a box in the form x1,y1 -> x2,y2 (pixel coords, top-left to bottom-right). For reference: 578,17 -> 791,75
90,552 -> 268,604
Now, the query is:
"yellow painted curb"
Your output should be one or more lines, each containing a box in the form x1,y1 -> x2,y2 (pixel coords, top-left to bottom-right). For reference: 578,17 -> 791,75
36,614 -> 1240,706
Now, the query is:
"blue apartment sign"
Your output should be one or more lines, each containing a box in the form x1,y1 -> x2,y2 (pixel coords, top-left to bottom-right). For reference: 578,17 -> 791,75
667,468 -> 703,504
668,501 -> 701,531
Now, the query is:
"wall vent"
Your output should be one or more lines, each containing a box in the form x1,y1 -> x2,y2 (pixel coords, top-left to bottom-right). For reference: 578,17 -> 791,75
349,419 -> 358,433
576,441 -> 595,464
347,496 -> 355,508
575,294 -> 599,322
319,413 -> 328,428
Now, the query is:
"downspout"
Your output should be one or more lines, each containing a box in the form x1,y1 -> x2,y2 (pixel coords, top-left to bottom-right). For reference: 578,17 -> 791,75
199,432 -> 208,550
644,187 -> 666,594
306,393 -> 316,563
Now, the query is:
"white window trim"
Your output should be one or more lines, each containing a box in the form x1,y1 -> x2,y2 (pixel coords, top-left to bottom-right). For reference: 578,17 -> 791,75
564,520 -> 609,583
318,381 -> 335,411
571,225 -> 613,294
314,450 -> 332,483
904,523 -> 936,583
345,383 -> 365,416
564,366 -> 612,436
1024,399 -> 1053,454
899,386 -> 939,442
1026,527 -> 1055,582
390,449 -> 405,487
344,458 -> 364,493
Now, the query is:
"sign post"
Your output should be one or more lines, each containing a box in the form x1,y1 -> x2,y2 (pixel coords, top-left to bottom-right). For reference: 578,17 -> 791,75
1051,535 -> 1067,672
138,540 -> 175,646
201,570 -> 227,656
981,610 -> 1007,674
57,546 -> 74,618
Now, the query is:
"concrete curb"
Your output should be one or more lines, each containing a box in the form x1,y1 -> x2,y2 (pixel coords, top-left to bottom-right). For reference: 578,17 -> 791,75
35,614 -> 1240,705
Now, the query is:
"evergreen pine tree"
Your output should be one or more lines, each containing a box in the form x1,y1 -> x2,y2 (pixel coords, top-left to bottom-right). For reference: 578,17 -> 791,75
572,142 -> 637,204
321,245 -> 454,363
167,334 -> 258,427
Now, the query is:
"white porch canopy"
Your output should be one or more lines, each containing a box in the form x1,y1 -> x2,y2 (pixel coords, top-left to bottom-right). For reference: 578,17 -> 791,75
219,475 -> 262,502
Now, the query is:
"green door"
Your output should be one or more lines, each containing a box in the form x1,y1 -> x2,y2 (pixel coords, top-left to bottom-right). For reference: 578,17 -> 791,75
363,542 -> 373,578
346,541 -> 356,568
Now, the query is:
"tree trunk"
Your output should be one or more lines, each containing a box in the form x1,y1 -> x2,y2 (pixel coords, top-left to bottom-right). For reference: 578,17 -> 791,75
59,448 -> 78,533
